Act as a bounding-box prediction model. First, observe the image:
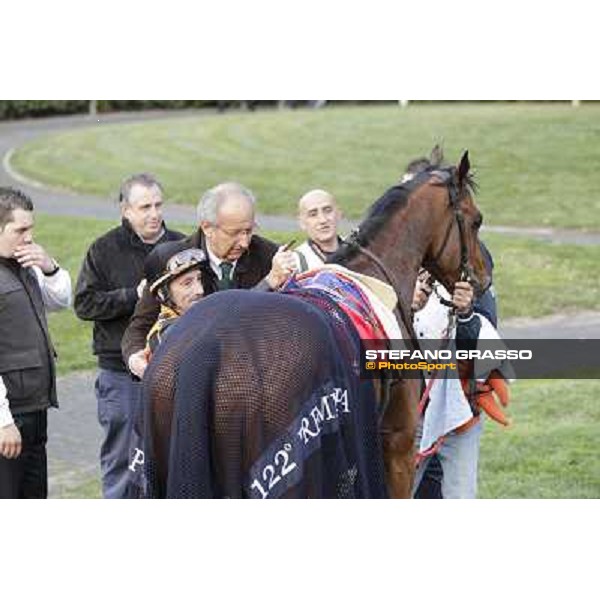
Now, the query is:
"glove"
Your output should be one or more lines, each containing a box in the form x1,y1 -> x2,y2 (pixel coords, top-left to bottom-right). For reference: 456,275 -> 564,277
461,370 -> 511,426
474,371 -> 511,426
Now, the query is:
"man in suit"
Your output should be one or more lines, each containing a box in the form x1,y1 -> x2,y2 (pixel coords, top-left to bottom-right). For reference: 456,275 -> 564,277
123,181 -> 297,379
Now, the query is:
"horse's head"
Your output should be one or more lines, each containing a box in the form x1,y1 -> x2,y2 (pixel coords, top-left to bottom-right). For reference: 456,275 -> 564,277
420,151 -> 491,295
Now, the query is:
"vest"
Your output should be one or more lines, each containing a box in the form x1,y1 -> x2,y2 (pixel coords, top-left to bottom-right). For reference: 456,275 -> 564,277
294,241 -> 326,271
0,259 -> 57,414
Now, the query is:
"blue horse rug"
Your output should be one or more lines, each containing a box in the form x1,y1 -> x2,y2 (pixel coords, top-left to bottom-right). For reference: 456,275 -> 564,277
140,289 -> 388,498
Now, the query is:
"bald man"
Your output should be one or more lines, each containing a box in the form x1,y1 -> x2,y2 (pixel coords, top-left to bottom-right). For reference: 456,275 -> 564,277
295,189 -> 343,271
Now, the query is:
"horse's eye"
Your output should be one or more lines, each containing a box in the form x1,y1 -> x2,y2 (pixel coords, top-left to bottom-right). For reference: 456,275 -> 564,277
473,214 -> 483,230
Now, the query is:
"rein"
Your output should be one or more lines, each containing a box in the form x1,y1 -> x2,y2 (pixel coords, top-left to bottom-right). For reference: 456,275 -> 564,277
343,240 -> 419,348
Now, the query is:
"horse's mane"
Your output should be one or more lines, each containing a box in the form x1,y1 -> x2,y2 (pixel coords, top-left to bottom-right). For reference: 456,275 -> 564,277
329,163 -> 477,265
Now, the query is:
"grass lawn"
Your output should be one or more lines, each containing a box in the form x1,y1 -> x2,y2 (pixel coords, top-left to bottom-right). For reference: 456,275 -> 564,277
11,103 -> 600,230
34,214 -> 600,375
60,476 -> 102,499
483,232 -> 600,318
479,379 -> 600,498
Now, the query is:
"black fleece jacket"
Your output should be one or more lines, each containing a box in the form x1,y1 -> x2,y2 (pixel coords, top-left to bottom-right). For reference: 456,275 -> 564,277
74,219 -> 184,371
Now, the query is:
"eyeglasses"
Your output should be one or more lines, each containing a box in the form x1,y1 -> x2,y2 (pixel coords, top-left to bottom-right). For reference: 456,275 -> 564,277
166,248 -> 206,272
215,223 -> 257,241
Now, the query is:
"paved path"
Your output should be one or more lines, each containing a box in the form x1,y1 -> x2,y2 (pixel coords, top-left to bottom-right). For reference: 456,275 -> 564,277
2,112 -> 598,496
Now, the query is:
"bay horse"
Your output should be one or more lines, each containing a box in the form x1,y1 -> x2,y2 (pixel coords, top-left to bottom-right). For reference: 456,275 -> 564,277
141,151 -> 489,498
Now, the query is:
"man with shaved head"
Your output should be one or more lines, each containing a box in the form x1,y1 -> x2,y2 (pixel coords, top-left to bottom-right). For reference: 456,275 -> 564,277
123,182 -> 296,379
295,189 -> 343,271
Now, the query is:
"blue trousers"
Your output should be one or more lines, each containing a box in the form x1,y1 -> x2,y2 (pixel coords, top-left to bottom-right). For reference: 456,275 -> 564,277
413,418 -> 483,499
95,369 -> 140,499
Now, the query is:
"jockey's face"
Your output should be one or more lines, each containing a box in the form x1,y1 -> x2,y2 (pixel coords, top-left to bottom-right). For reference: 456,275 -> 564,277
201,195 -> 256,262
169,268 -> 204,314
298,190 -> 341,249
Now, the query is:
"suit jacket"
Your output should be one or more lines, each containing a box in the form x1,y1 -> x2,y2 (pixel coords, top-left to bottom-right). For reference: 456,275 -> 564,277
121,230 -> 278,364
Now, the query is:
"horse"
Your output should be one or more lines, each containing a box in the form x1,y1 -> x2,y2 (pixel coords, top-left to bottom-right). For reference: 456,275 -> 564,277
141,150 -> 489,498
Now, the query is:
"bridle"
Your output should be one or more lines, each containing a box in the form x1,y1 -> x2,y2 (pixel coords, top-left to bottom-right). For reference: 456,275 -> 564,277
421,169 -> 474,291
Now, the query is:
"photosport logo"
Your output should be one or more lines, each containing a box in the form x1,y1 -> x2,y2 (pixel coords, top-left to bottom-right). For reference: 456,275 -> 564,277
360,339 -> 600,380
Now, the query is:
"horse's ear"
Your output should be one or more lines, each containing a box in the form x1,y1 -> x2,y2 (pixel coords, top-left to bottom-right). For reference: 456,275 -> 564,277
457,150 -> 470,184
430,144 -> 444,166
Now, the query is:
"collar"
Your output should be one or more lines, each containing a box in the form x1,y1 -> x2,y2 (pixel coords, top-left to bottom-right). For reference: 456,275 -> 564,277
308,236 -> 342,261
121,218 -> 166,247
158,304 -> 181,320
205,244 -> 238,279
0,256 -> 21,273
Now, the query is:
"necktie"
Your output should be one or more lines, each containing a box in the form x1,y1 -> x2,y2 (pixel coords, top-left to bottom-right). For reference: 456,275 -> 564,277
219,262 -> 234,290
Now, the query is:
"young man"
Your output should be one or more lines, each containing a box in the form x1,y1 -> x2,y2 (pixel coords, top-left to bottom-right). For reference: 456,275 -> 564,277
0,187 -> 71,498
295,189 -> 343,270
74,173 -> 184,499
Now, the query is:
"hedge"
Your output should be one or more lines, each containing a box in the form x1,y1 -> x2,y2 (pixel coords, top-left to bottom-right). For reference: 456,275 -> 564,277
0,100 -> 395,121
0,100 -> 285,120
3,100 -> 581,121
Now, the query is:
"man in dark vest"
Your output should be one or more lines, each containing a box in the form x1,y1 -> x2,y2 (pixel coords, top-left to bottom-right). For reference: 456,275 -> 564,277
74,173 -> 184,498
0,187 -> 72,499
123,181 -> 297,378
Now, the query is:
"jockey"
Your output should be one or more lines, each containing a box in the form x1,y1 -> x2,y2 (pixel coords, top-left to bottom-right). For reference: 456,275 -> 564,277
144,245 -> 207,357
125,245 -> 207,498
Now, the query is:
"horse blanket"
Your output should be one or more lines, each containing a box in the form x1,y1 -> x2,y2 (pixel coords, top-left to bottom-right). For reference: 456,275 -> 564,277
141,286 -> 389,498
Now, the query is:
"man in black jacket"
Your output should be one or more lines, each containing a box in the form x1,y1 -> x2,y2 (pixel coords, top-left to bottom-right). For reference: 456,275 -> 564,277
74,173 -> 184,498
123,181 -> 297,378
0,187 -> 72,498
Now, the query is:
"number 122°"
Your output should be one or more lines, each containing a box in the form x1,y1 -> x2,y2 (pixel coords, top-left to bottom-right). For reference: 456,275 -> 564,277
250,445 -> 297,499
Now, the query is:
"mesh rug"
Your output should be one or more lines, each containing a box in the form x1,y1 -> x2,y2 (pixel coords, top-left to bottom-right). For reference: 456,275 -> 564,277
142,289 -> 387,498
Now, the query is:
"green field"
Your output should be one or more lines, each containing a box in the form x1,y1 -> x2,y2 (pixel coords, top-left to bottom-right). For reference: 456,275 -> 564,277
12,103 -> 600,229
34,214 -> 600,375
479,379 -> 600,498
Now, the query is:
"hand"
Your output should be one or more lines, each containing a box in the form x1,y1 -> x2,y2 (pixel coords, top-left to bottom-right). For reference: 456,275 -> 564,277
128,350 -> 149,379
136,279 -> 147,299
14,242 -> 55,273
0,423 -> 22,459
452,280 -> 474,315
266,246 -> 298,289
412,277 -> 432,312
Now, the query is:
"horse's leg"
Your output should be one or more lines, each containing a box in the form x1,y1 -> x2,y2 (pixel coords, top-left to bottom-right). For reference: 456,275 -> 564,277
381,379 -> 419,498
